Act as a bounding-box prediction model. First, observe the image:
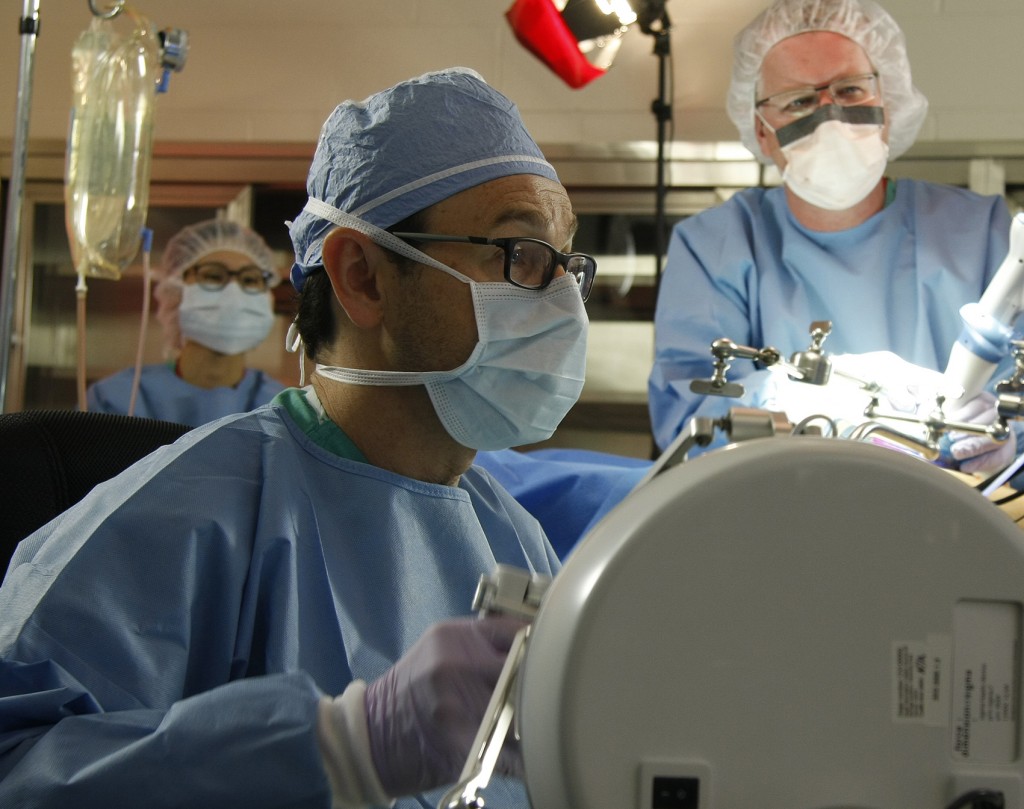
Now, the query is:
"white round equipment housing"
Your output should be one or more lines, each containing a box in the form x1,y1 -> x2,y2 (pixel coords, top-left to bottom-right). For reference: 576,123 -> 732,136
519,437 -> 1024,809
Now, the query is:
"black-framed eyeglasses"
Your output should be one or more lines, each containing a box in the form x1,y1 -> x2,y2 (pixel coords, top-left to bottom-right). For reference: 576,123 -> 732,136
390,233 -> 597,302
183,262 -> 274,294
755,72 -> 880,122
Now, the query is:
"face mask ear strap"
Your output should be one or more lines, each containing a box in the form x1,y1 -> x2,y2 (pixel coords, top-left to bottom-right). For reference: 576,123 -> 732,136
755,107 -> 776,136
286,318 -> 307,386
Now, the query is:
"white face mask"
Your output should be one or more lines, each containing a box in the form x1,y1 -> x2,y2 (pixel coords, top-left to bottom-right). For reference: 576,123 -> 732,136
775,106 -> 890,211
178,283 -> 275,356
317,273 -> 589,451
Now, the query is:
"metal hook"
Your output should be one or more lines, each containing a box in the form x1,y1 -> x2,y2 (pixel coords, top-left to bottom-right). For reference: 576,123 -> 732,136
88,0 -> 125,19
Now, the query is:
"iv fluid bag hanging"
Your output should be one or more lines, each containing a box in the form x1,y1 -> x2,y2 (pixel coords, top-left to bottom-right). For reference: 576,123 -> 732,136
65,10 -> 160,281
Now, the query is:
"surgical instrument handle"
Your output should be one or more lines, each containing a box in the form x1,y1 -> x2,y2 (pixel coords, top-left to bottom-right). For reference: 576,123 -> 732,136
439,626 -> 530,809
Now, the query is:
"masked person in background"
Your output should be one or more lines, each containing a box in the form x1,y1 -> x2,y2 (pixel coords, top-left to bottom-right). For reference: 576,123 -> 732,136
85,219 -> 285,427
648,0 -> 1017,474
0,68 -> 585,809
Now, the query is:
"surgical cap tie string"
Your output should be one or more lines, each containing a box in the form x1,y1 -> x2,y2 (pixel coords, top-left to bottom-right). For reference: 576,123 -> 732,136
302,198 -> 475,286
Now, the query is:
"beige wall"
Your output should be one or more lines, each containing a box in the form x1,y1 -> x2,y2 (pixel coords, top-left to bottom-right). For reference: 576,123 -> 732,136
2,0 -> 1023,155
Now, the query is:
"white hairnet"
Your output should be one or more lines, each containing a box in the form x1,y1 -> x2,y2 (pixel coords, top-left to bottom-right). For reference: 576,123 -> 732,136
153,219 -> 278,355
726,0 -> 928,162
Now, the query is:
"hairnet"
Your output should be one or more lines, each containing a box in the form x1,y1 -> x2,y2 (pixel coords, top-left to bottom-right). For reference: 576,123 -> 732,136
288,67 -> 559,292
726,0 -> 928,162
154,219 -> 278,355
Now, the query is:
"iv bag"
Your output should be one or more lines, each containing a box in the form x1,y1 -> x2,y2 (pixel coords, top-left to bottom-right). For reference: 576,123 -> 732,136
65,9 -> 160,281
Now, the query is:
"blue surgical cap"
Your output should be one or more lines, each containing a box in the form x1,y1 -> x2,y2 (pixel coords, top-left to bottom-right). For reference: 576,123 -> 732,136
288,67 -> 559,291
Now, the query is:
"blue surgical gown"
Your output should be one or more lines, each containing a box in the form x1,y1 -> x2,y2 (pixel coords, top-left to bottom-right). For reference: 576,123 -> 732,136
649,178 -> 1014,453
86,363 -> 285,427
475,448 -> 651,559
0,389 -> 559,808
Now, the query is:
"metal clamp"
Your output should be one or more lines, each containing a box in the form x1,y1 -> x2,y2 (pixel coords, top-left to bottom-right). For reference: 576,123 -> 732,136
787,320 -> 834,386
689,322 -> 838,399
472,564 -> 550,621
689,337 -> 782,398
864,393 -> 1011,451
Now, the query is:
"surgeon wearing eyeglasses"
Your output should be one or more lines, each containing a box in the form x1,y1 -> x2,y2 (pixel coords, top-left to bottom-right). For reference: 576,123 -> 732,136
86,218 -> 286,427
0,68 -> 593,809
649,0 -> 1016,472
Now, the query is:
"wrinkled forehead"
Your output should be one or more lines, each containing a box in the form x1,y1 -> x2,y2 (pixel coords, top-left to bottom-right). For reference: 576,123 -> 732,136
421,175 -> 576,240
757,30 -> 873,95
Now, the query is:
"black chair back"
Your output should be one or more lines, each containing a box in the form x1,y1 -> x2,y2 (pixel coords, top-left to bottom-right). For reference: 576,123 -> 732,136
0,409 -> 191,571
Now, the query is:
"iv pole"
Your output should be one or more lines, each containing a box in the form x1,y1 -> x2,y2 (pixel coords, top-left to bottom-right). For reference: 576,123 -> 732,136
0,0 -> 41,413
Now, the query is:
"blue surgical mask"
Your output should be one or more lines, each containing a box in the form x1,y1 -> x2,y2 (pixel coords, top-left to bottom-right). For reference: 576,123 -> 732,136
316,273 -> 589,450
300,200 -> 590,449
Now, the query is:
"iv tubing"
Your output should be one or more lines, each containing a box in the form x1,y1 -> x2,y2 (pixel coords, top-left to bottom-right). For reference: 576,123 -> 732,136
76,276 -> 88,412
0,0 -> 41,413
127,228 -> 154,416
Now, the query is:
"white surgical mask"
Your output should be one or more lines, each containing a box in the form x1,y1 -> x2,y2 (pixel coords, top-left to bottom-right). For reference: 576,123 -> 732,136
179,283 -> 275,356
316,274 -> 589,451
775,107 -> 889,211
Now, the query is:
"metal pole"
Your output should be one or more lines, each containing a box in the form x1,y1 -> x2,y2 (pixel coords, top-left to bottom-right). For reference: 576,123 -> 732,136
638,2 -> 671,298
0,0 -> 42,413
651,25 -> 671,295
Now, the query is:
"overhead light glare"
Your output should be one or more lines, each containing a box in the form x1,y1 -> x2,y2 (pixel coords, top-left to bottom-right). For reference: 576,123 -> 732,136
594,0 -> 638,26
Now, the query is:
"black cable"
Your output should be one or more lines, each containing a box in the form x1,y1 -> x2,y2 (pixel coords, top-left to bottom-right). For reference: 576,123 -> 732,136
791,413 -> 838,437
975,465 -> 1009,492
994,486 -> 1024,505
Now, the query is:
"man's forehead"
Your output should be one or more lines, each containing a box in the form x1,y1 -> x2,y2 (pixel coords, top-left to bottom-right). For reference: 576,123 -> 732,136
759,31 -> 872,87
428,175 -> 574,230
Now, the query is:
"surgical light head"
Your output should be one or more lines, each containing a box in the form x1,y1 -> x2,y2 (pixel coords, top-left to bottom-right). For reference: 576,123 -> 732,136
726,0 -> 928,163
287,67 -> 560,292
154,219 -> 277,354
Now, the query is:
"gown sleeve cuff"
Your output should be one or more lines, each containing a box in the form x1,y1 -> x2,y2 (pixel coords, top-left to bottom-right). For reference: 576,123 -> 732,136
316,680 -> 394,809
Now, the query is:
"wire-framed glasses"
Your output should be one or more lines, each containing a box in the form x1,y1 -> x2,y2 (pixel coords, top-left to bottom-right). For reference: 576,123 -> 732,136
390,233 -> 597,301
183,262 -> 274,294
755,72 -> 880,122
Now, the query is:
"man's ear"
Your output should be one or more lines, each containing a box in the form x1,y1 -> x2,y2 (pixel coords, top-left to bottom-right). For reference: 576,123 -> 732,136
321,228 -> 385,328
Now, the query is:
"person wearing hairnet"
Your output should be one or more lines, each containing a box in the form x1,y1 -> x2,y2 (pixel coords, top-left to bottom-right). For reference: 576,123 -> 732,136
85,219 -> 285,427
0,68 -> 588,808
648,0 -> 1016,474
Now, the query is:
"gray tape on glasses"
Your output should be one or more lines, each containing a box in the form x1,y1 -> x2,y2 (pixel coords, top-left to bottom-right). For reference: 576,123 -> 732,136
775,105 -> 885,148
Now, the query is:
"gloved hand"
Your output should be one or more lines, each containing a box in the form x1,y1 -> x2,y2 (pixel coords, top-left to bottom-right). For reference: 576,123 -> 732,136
365,615 -> 527,797
945,391 -> 1017,475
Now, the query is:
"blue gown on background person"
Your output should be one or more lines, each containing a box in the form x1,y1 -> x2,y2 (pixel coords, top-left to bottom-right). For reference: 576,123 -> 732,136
86,363 -> 285,427
649,178 -> 1014,454
475,448 -> 651,559
0,388 -> 558,809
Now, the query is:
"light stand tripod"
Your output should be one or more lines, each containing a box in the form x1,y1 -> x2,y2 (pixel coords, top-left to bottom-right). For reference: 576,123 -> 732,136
638,1 -> 672,296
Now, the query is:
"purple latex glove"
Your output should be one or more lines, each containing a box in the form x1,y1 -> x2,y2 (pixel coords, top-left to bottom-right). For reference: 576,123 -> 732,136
365,615 -> 526,797
947,392 -> 1017,475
